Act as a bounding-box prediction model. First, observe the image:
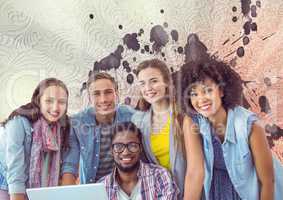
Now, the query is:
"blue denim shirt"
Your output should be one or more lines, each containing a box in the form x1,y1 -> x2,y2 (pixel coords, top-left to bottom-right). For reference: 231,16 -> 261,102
131,110 -> 186,199
0,116 -> 33,194
61,105 -> 135,184
197,106 -> 283,200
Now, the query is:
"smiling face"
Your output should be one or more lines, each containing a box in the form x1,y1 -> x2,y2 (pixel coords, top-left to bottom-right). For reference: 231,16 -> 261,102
112,131 -> 141,173
40,85 -> 68,122
137,67 -> 168,105
189,78 -> 224,120
88,78 -> 118,116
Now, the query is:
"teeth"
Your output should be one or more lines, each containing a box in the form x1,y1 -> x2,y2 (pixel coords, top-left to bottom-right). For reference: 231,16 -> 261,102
122,158 -> 131,161
200,104 -> 210,110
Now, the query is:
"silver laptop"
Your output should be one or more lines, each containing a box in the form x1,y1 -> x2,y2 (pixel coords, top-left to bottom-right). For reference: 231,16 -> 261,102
26,183 -> 108,200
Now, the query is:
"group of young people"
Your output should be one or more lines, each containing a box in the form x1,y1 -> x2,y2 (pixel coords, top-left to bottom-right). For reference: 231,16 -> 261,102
0,57 -> 282,200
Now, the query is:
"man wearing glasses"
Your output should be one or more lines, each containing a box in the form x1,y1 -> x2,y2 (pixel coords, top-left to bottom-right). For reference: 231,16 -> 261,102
100,121 -> 178,200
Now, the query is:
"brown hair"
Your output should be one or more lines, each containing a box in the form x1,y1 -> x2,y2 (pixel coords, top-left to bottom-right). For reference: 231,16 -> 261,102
136,59 -> 186,154
2,78 -> 70,150
87,71 -> 118,91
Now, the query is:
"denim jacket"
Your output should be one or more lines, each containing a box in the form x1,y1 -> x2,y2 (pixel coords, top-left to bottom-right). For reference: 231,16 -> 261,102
0,116 -> 33,194
197,106 -> 283,200
61,105 -> 135,184
131,110 -> 186,199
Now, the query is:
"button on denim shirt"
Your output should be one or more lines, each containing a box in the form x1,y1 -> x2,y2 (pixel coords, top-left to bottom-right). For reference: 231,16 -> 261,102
0,116 -> 33,194
61,105 -> 135,183
197,106 -> 283,200
131,110 -> 186,199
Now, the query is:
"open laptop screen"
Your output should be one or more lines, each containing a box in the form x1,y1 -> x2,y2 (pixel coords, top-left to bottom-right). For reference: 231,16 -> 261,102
26,183 -> 108,200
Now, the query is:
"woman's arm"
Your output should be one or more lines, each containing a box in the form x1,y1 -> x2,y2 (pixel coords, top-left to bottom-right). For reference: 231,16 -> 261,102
249,123 -> 274,200
5,117 -> 28,198
183,115 -> 204,200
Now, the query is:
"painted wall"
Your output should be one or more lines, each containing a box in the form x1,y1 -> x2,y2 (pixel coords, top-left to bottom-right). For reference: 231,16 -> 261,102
0,0 -> 282,162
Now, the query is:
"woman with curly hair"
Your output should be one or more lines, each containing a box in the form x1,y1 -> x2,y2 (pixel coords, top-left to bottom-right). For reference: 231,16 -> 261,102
176,58 -> 283,200
0,78 -> 70,200
132,59 -> 204,199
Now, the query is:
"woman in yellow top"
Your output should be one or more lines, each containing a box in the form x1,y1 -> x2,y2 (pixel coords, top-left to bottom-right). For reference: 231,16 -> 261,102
131,59 -> 204,200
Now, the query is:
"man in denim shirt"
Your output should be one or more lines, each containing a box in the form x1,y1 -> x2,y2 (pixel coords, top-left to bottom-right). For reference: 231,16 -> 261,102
61,72 -> 135,184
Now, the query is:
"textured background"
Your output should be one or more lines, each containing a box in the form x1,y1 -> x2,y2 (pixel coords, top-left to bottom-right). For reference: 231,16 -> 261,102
0,0 -> 282,162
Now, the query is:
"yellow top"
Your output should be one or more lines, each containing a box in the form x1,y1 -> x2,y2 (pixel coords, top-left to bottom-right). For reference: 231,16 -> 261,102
150,116 -> 171,170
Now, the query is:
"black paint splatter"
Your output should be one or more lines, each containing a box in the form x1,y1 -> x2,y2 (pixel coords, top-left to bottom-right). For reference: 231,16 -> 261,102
123,33 -> 140,51
160,9 -> 164,14
222,38 -> 230,45
93,45 -> 124,71
89,14 -> 94,19
259,95 -> 271,113
232,6 -> 237,12
171,30 -> 179,42
232,16 -> 238,22
177,46 -> 183,54
163,22 -> 168,28
256,0 -> 261,8
265,124 -> 283,140
127,74 -> 134,84
243,21 -> 251,35
237,46 -> 245,57
80,82 -> 87,94
161,52 -> 165,57
139,28 -> 144,35
118,25 -> 123,30
243,36 -> 250,45
264,77 -> 272,87
150,25 -> 169,52
251,22 -> 257,31
184,33 -> 209,63
144,45 -> 150,52
240,0 -> 251,16
251,5 -> 257,17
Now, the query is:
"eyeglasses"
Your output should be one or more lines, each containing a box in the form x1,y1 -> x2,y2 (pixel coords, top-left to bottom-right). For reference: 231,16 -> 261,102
112,142 -> 140,153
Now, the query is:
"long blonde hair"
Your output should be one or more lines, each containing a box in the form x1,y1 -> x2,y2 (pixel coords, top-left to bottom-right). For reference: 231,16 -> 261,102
136,59 -> 185,154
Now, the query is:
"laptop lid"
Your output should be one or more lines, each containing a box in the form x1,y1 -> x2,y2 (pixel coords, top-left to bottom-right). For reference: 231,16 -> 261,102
26,183 -> 108,200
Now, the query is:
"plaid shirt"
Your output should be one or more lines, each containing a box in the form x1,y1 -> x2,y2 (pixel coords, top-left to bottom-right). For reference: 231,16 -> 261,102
100,161 -> 179,200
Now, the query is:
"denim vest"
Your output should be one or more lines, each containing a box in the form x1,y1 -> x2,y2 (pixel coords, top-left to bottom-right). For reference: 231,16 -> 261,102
61,105 -> 135,184
0,116 -> 33,194
197,106 -> 283,200
131,110 -> 186,199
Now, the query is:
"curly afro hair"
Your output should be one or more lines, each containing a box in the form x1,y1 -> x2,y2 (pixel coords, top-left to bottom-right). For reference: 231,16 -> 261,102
173,58 -> 243,114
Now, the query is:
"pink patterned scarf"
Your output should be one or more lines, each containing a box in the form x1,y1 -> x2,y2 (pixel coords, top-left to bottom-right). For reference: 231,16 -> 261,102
29,117 -> 61,188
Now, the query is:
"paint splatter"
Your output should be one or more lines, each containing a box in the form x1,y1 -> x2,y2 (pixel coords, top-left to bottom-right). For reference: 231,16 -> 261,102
118,25 -> 123,30
160,9 -> 164,14
93,45 -> 124,71
171,30 -> 179,42
184,33 -> 209,63
89,14 -> 94,19
243,21 -> 251,35
251,5 -> 257,17
222,38 -> 230,45
163,22 -> 168,28
127,73 -> 134,84
123,33 -> 140,51
243,36 -> 250,45
264,77 -> 272,87
237,46 -> 245,57
259,95 -> 271,113
177,46 -> 183,54
144,45 -> 150,52
232,16 -> 238,22
240,0 -> 251,16
122,60 -> 131,72
150,25 -> 169,52
251,22 -> 257,31
256,0 -> 261,8
232,6 -> 237,12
